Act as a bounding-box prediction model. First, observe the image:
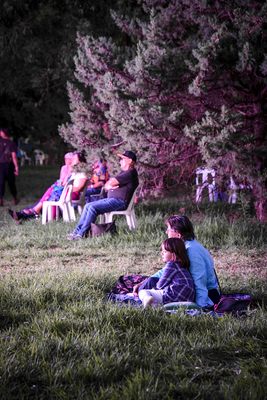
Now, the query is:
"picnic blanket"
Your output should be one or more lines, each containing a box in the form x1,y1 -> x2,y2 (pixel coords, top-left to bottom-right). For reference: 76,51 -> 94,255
107,275 -> 253,317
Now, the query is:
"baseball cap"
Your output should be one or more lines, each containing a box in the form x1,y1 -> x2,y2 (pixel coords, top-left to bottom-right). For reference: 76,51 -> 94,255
117,150 -> 137,162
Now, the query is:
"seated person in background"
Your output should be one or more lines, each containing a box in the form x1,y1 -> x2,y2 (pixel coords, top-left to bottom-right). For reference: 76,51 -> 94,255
138,238 -> 195,308
134,215 -> 220,308
59,152 -> 75,186
8,152 -> 88,222
85,159 -> 109,202
33,151 -> 75,208
67,150 -> 138,240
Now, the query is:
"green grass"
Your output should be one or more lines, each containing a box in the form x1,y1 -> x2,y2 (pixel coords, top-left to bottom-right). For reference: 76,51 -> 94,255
0,167 -> 266,399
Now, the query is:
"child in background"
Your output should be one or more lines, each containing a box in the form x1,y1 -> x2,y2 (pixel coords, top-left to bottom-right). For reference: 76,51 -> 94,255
85,159 -> 109,202
138,238 -> 195,308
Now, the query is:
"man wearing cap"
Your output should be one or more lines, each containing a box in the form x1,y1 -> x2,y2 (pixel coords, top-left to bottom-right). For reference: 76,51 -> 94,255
67,150 -> 138,240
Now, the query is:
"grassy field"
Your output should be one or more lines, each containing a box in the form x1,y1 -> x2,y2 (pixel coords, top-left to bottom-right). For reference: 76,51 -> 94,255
0,166 -> 266,399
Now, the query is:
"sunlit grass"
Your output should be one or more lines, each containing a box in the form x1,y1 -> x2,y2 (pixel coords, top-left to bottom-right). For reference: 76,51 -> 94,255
0,167 -> 266,399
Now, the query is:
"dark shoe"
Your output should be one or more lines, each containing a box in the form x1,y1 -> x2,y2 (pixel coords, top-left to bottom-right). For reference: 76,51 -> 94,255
8,209 -> 35,223
13,197 -> 20,205
0,198 -> 3,207
8,209 -> 22,224
20,210 -> 38,220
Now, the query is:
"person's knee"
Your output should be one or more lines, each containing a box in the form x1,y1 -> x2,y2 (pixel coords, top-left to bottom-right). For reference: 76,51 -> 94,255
84,203 -> 96,214
84,202 -> 91,211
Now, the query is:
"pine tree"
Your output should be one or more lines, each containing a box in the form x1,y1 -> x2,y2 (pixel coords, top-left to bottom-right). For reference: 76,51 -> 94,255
185,0 -> 267,221
60,0 -> 267,220
60,0 -> 204,192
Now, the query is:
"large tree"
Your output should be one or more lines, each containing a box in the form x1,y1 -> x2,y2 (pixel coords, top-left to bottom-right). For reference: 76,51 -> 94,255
184,0 -> 267,221
60,0 -> 267,220
60,0 -> 202,191
0,0 -> 128,146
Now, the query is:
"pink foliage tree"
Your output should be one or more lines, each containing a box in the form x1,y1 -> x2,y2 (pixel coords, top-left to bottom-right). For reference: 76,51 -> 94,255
60,0 -> 267,220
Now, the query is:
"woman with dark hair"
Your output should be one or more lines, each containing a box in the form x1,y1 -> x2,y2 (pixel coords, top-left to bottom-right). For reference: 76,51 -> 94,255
138,238 -> 195,308
8,152 -> 88,223
134,215 -> 220,308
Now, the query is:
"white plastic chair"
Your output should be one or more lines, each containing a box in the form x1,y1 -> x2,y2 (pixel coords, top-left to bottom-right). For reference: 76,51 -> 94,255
34,149 -> 45,166
195,167 -> 217,202
100,187 -> 139,230
71,182 -> 88,218
228,176 -> 238,204
90,186 -> 106,202
19,149 -> 32,166
42,180 -> 75,224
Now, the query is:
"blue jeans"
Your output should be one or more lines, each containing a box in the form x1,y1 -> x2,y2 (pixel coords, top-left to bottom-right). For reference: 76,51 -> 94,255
73,197 -> 126,236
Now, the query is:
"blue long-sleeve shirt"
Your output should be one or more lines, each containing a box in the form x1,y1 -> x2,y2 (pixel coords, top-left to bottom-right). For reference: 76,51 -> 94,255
152,240 -> 219,307
157,261 -> 195,304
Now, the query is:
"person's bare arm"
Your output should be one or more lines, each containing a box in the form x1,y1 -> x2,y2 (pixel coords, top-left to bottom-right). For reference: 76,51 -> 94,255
92,181 -> 104,189
104,177 -> 119,191
132,280 -> 147,297
73,178 -> 88,193
11,152 -> 19,176
91,175 -> 105,189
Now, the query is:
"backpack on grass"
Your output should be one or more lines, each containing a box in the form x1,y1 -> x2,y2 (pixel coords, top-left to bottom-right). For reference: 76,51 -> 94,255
90,221 -> 117,237
214,293 -> 253,316
109,274 -> 148,295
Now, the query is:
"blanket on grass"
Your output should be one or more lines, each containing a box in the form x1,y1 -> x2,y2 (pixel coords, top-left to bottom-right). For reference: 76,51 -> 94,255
107,275 -> 253,317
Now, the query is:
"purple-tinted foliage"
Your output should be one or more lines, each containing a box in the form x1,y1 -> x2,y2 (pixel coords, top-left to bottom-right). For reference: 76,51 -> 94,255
59,0 -> 267,219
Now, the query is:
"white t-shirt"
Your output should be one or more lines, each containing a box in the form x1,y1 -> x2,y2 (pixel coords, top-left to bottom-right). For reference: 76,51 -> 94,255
69,172 -> 87,187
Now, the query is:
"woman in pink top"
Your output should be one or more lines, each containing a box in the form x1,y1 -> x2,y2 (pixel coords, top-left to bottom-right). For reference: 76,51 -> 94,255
8,152 -> 88,222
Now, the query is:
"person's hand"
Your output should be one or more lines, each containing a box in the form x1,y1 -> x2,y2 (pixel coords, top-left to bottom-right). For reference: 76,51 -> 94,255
104,181 -> 110,191
104,177 -> 119,191
104,182 -> 118,191
133,282 -> 142,297
14,168 -> 19,176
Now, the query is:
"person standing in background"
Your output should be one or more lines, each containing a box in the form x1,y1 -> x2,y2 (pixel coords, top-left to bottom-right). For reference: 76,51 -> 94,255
0,128 -> 19,206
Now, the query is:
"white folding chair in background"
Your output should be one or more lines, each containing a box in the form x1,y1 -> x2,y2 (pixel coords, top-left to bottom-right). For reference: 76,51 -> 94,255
42,180 -> 75,225
100,187 -> 139,230
34,149 -> 46,166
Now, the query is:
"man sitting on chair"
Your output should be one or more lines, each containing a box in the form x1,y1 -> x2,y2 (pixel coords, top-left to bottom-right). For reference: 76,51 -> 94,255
67,150 -> 138,240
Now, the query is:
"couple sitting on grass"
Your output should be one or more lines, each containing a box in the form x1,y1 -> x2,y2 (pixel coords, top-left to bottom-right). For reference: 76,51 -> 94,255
127,215 -> 220,309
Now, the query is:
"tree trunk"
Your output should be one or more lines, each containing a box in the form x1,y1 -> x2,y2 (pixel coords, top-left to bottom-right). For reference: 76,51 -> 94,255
254,198 -> 267,222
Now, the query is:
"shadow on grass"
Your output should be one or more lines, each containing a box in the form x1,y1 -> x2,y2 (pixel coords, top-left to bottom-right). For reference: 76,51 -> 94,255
0,313 -> 30,330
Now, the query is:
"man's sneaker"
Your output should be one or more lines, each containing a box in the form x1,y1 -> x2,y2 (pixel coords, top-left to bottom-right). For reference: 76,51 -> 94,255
67,232 -> 83,241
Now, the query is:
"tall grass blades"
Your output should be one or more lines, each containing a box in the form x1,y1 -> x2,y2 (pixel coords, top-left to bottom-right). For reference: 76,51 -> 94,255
0,167 -> 266,399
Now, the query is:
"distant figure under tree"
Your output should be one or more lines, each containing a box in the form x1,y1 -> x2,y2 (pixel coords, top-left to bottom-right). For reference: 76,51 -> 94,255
0,128 -> 19,206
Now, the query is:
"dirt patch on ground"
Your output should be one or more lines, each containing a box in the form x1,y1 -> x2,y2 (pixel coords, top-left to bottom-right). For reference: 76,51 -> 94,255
213,250 -> 267,280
